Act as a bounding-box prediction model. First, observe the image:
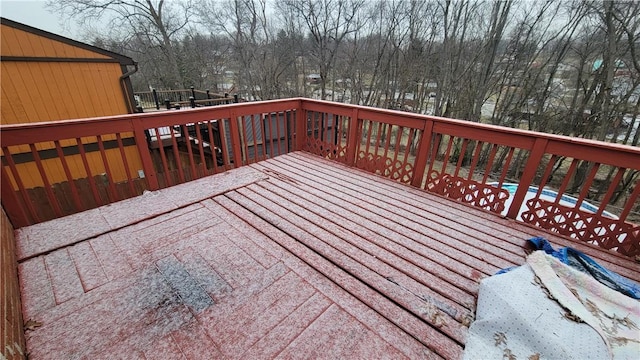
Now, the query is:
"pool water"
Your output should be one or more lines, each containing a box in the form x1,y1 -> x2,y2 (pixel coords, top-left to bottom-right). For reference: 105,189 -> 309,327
488,182 -> 617,220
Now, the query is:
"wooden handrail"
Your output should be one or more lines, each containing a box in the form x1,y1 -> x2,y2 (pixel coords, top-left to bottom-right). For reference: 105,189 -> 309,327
2,98 -> 638,256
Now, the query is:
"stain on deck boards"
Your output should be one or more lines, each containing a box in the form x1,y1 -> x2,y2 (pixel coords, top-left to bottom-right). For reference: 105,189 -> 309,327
155,255 -> 215,313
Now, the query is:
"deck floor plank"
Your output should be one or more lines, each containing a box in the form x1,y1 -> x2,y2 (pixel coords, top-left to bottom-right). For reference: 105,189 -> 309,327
290,152 -> 640,278
17,152 -> 639,359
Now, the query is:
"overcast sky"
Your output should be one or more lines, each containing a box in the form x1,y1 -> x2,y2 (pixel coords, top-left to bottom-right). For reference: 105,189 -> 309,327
1,0 -> 82,40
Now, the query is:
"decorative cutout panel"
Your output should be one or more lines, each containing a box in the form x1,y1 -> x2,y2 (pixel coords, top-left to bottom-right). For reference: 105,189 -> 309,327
521,198 -> 639,257
305,137 -> 348,163
355,151 -> 414,183
424,172 -> 510,214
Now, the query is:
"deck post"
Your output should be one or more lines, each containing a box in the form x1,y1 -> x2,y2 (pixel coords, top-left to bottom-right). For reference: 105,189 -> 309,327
411,119 -> 434,188
189,96 -> 196,108
206,89 -> 211,99
506,138 -> 548,219
190,86 -> 196,99
345,107 -> 360,166
165,99 -> 171,110
295,99 -> 307,151
131,118 -> 160,191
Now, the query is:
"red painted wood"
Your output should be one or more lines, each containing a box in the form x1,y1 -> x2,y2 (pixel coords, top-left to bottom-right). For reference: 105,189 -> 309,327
620,182 -> 640,221
169,125 -> 185,183
0,164 -> 31,227
228,112 -> 244,168
284,110 -> 291,154
205,121 -> 219,174
115,134 -> 136,197
497,147 -> 515,186
574,163 -> 600,212
132,119 -> 159,191
96,135 -> 118,203
54,140 -> 84,211
411,120 -> 433,188
294,101 -> 306,151
506,138 -> 548,219
218,119 -> 232,169
2,146 -> 39,224
597,168 -> 625,217
29,143 -> 63,217
345,108 -> 359,166
153,127 -> 172,187
181,124 -> 197,179
75,137 -> 102,206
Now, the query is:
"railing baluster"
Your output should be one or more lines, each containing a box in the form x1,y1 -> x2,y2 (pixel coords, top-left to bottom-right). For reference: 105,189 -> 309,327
401,128 -> 415,182
169,125 -> 185,183
284,111 -> 290,154
467,140 -> 483,181
1,164 -> 31,227
382,124 -> 393,165
620,180 -> 640,222
391,126 -> 403,179
574,163 -> 600,211
535,155 -> 558,197
453,139 -> 469,179
481,144 -> 498,183
364,120 -> 374,156
260,115 -> 267,160
115,134 -> 136,198
2,146 -> 39,223
154,127 -> 171,187
194,122 -> 206,176
497,147 -> 515,187
29,143 -> 63,217
181,124 -> 197,179
241,116 -> 251,164
441,136 -> 454,175
276,111 -> 284,155
425,133 -> 441,188
249,114 -> 259,162
206,121 -> 219,174
345,108 -> 359,166
267,113 -> 275,158
220,119 -> 233,169
228,110 -> 244,168
54,140 -> 83,211
596,167 -> 625,217
96,135 -> 119,202
75,137 -> 102,206
553,159 -> 579,207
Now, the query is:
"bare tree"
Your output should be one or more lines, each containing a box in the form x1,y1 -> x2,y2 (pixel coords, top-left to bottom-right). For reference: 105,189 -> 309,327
49,0 -> 193,88
280,0 -> 366,100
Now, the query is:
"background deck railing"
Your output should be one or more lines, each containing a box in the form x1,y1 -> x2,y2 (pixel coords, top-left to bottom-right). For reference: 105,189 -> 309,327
134,87 -> 234,111
2,98 -> 639,256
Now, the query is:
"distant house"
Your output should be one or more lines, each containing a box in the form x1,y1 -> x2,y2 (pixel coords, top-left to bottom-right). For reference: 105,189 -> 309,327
0,17 -> 143,190
307,74 -> 321,84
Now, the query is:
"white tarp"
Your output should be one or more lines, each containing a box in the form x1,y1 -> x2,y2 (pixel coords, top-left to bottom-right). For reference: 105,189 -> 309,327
464,251 -> 640,359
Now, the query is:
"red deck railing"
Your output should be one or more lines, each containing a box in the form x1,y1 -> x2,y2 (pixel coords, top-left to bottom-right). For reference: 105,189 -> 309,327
2,99 -> 639,256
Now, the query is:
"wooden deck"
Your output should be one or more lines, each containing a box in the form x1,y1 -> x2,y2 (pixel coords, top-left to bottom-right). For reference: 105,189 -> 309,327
17,152 -> 640,359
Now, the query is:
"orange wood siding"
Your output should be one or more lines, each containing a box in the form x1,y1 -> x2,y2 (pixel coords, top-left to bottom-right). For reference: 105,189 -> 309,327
1,207 -> 26,359
1,61 -> 128,124
1,23 -> 142,189
1,23 -> 111,59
